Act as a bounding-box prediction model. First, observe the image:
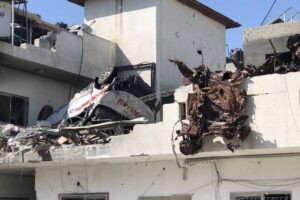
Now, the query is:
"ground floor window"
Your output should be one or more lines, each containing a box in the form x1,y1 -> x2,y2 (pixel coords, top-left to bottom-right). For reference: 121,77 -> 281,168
231,192 -> 291,200
0,92 -> 28,126
59,193 -> 108,200
139,196 -> 191,200
0,199 -> 29,200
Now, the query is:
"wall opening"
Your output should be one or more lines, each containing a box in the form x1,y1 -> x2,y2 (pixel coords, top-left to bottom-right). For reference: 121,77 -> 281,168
231,192 -> 291,200
60,193 -> 109,200
0,92 -> 29,126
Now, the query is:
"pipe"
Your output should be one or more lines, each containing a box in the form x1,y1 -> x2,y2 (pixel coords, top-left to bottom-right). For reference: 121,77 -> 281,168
11,0 -> 14,45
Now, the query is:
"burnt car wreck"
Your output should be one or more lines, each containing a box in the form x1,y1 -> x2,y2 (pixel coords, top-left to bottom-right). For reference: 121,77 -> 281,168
170,34 -> 300,155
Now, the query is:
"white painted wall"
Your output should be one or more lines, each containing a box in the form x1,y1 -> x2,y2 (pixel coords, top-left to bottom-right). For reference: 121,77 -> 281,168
84,0 -> 157,66
0,66 -> 71,125
84,0 -> 226,91
0,1 -> 11,37
0,174 -> 35,200
32,31 -> 117,79
157,0 -> 226,90
35,156 -> 300,200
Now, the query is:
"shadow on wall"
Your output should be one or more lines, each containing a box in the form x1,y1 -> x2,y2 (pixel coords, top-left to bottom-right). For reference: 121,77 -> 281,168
116,45 -> 132,66
85,0 -> 156,20
242,78 -> 278,149
201,78 -> 278,152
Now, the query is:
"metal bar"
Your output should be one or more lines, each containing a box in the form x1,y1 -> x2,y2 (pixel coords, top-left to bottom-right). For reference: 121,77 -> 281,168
11,0 -> 14,45
25,1 -> 28,43
290,11 -> 300,21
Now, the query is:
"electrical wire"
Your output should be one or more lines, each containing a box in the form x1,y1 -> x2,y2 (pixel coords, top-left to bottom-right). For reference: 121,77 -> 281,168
73,32 -> 85,96
140,167 -> 165,196
261,0 -> 278,25
171,119 -> 187,169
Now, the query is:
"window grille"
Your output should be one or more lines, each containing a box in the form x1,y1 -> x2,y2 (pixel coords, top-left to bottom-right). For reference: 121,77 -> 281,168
139,196 -> 191,200
232,193 -> 291,200
0,92 -> 28,126
60,193 -> 108,200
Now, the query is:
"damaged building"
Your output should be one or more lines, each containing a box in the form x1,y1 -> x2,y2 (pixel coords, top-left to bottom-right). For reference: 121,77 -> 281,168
0,0 -> 300,200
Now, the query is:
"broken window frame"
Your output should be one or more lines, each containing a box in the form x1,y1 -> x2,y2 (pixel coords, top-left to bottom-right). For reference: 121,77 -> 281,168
0,91 -> 29,126
59,193 -> 109,200
230,192 -> 291,200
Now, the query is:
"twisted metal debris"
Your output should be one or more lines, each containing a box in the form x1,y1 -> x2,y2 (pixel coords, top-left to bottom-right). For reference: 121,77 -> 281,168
170,59 -> 251,155
170,34 -> 300,155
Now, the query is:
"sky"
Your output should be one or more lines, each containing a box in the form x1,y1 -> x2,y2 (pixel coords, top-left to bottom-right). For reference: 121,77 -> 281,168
27,0 -> 300,50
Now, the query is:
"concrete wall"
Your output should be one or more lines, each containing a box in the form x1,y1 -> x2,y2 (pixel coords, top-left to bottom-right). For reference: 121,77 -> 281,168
157,0 -> 226,90
244,21 -> 300,66
34,31 -> 117,79
0,174 -> 35,200
241,72 -> 300,150
35,156 -> 300,200
0,66 -> 71,125
84,0 -> 157,66
84,0 -> 227,91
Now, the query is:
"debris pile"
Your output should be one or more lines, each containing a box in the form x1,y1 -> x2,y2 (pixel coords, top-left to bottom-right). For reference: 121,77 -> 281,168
244,34 -> 300,76
0,65 -> 157,156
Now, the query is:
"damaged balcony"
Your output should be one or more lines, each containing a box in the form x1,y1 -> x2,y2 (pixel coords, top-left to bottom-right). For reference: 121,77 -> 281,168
0,30 -> 117,87
0,34 -> 300,168
0,72 -> 300,167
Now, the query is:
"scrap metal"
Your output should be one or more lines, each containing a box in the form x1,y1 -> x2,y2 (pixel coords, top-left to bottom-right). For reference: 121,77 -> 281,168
170,59 -> 251,155
170,34 -> 300,155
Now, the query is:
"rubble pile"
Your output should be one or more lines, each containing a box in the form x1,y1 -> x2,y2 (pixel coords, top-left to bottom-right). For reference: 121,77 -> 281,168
0,66 -> 156,155
245,34 -> 300,76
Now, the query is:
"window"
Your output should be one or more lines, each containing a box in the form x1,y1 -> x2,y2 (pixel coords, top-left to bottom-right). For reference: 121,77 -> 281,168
0,198 -> 29,200
139,196 -> 191,200
231,192 -> 291,200
179,103 -> 187,120
60,193 -> 108,200
0,92 -> 28,126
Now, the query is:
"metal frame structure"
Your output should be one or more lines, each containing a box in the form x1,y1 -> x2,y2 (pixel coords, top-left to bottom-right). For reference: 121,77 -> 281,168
7,0 -> 28,45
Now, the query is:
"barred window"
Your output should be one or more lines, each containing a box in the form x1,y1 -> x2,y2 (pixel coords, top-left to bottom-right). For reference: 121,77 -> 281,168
0,92 -> 28,126
60,193 -> 108,200
232,192 -> 291,200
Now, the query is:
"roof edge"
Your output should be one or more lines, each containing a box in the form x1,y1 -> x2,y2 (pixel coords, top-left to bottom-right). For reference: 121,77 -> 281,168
177,0 -> 241,29
68,0 -> 84,6
67,0 -> 241,29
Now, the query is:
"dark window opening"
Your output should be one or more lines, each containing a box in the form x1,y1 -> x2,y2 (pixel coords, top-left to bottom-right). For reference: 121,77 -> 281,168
0,92 -> 28,126
60,193 -> 108,200
179,103 -> 186,120
266,52 -> 293,64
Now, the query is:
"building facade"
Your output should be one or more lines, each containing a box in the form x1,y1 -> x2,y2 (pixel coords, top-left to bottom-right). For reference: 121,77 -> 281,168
3,1 -> 300,200
70,0 -> 240,90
